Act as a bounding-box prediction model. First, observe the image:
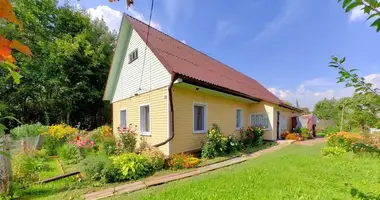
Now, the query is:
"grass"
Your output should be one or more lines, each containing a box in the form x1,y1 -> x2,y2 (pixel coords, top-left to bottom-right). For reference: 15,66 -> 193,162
106,143 -> 380,200
39,157 -> 63,180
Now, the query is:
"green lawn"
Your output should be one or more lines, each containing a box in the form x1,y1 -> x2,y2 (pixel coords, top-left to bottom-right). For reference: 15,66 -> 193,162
106,143 -> 380,200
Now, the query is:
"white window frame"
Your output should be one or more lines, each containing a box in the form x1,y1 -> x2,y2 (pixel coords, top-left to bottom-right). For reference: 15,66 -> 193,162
119,108 -> 127,129
139,104 -> 151,136
128,48 -> 138,63
250,113 -> 270,130
192,102 -> 208,134
235,108 -> 243,130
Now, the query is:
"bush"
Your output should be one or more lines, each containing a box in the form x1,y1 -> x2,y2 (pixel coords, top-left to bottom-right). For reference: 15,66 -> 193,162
351,136 -> 380,156
285,133 -> 298,140
43,136 -> 64,156
201,124 -> 227,159
225,135 -> 242,154
242,126 -> 265,147
301,128 -> 309,139
141,147 -> 165,170
117,125 -> 137,153
280,132 -> 289,140
324,126 -> 340,136
80,154 -> 119,183
12,151 -> 49,186
42,124 -> 77,155
58,143 -> 82,164
102,136 -> 117,155
321,147 -> 347,157
111,153 -> 153,180
11,123 -> 48,139
168,153 -> 200,170
327,132 -> 362,151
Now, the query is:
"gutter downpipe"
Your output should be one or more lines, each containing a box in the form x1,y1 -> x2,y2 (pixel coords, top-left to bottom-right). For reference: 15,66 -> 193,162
153,73 -> 178,148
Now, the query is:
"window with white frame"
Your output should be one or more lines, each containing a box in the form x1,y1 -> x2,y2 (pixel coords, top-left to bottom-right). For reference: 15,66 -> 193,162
280,116 -> 287,130
120,109 -> 127,129
251,114 -> 270,130
140,105 -> 150,135
236,109 -> 243,129
129,49 -> 138,63
193,103 -> 207,133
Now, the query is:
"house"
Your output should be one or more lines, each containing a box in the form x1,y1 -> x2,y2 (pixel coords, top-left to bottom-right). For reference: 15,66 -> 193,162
103,14 -> 302,155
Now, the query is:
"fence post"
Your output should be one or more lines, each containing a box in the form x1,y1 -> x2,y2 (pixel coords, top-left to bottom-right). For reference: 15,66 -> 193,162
0,134 -> 11,195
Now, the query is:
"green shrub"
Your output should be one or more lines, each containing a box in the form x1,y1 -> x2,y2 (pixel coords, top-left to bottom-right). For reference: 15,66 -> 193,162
225,135 -> 242,154
294,127 -> 302,134
301,128 -> 309,139
11,123 -> 48,139
117,126 -> 137,153
111,153 -> 153,180
242,126 -> 265,147
12,151 -> 49,186
324,126 -> 340,136
102,136 -> 117,155
321,147 -> 347,157
201,124 -> 227,159
57,143 -> 82,164
80,154 -> 119,183
43,135 -> 65,156
317,132 -> 326,137
141,147 -> 165,170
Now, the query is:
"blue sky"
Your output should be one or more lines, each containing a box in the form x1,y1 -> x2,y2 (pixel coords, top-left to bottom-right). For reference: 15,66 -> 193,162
62,0 -> 380,109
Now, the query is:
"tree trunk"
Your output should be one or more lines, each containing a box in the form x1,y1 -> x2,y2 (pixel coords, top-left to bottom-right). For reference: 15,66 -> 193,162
0,134 -> 12,196
66,110 -> 71,125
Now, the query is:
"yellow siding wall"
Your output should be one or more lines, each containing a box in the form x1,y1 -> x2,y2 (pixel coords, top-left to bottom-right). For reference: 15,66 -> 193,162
171,86 -> 279,154
112,87 -> 169,154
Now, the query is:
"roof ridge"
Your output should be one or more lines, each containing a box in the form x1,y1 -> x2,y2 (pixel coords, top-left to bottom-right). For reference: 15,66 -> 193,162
123,14 -> 265,87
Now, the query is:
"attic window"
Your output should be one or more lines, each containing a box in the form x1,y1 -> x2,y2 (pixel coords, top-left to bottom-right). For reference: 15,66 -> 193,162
129,49 -> 138,63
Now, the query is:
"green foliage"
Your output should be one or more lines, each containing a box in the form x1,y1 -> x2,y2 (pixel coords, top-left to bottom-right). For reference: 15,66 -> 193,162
57,143 -> 82,164
294,127 -> 302,134
338,0 -> 380,32
43,135 -> 65,156
201,124 -> 227,159
10,123 -> 48,139
242,126 -> 265,147
321,146 -> 347,157
324,126 -> 340,136
225,135 -> 242,154
313,98 -> 339,121
117,126 -> 137,153
111,153 -> 153,180
12,151 -> 50,186
300,128 -> 309,138
141,147 -> 165,171
80,154 -> 119,183
0,0 -> 116,128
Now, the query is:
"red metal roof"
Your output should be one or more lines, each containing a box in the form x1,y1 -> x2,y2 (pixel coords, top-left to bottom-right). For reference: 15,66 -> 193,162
125,14 -> 283,105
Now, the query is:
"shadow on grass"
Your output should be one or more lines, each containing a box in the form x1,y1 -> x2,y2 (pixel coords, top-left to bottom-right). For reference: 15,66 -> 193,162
346,183 -> 380,200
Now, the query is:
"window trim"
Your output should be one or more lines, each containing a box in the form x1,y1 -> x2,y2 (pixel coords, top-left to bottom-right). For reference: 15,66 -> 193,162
250,113 -> 270,131
192,102 -> 208,134
139,104 -> 151,136
235,108 -> 243,130
128,48 -> 138,64
119,108 -> 127,129
280,115 -> 287,130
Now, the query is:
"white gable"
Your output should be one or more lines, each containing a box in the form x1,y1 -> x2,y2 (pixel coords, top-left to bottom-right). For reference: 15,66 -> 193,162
112,29 -> 171,103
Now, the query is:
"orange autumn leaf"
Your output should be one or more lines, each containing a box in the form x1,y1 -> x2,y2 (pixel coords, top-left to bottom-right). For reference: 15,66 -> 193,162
0,0 -> 23,31
0,36 -> 11,58
10,40 -> 32,56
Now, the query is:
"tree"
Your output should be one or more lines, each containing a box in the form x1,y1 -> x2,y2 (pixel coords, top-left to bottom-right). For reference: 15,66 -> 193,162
313,98 -> 339,121
0,1 -> 116,128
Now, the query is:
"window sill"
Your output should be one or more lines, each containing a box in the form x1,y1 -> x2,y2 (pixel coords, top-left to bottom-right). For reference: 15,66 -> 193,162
193,130 -> 206,134
235,127 -> 243,131
140,132 -> 151,136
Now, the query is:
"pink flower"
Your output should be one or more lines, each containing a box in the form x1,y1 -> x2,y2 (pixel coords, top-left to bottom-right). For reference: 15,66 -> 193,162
89,141 -> 94,147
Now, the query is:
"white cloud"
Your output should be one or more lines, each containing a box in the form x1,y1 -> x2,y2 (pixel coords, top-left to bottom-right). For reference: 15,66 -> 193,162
268,73 -> 380,110
87,5 -> 122,31
214,21 -> 238,45
180,40 -> 186,44
349,6 -> 367,22
127,8 -> 162,30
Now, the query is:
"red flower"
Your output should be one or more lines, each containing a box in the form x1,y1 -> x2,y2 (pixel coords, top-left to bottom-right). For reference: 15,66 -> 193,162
249,133 -> 254,138
76,136 -> 80,141
116,141 -> 120,147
